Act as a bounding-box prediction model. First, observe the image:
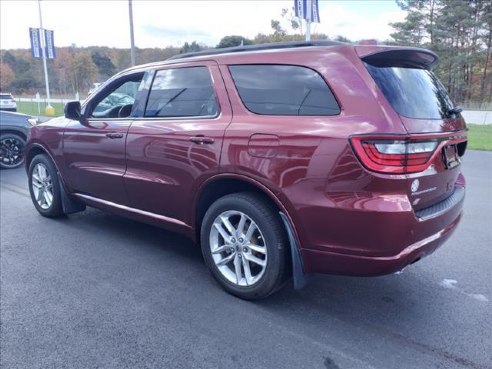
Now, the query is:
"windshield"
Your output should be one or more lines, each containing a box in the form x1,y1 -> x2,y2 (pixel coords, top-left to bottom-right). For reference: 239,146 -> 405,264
366,64 -> 454,120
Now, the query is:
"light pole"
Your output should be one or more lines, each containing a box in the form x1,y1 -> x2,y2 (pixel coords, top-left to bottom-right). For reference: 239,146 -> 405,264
129,0 -> 136,66
37,0 -> 53,115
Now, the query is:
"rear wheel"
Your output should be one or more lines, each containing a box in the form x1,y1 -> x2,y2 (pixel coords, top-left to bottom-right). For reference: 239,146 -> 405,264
201,192 -> 289,299
28,154 -> 64,218
0,133 -> 25,169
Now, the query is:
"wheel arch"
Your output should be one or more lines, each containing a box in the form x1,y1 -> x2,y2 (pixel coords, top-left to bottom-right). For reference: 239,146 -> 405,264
25,143 -> 52,172
193,174 -> 308,288
25,143 -> 85,214
193,174 -> 290,235
0,129 -> 27,141
194,174 -> 303,249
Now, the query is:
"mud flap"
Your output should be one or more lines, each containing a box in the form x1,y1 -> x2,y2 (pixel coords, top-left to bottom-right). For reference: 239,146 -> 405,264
58,178 -> 86,214
279,212 -> 310,289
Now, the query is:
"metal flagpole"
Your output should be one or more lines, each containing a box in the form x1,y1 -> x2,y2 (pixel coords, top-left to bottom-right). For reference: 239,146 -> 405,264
37,0 -> 53,113
305,0 -> 312,41
129,0 -> 136,66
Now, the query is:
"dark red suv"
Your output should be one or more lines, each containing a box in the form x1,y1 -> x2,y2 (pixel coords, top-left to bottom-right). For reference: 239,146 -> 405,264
25,41 -> 467,299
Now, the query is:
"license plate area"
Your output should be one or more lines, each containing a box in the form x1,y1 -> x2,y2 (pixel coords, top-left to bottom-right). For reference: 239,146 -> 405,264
442,144 -> 460,169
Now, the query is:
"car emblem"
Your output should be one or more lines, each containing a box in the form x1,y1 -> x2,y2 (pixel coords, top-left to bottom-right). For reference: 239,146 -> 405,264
411,179 -> 420,193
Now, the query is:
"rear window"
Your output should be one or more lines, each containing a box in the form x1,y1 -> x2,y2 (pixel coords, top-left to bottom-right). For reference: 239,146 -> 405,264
229,65 -> 340,116
365,64 -> 454,120
0,94 -> 13,100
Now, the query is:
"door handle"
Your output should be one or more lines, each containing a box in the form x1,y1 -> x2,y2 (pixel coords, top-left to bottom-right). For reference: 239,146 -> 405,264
106,132 -> 124,139
189,136 -> 215,144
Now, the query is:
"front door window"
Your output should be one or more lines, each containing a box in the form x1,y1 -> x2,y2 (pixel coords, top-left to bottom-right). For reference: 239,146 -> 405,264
89,76 -> 143,119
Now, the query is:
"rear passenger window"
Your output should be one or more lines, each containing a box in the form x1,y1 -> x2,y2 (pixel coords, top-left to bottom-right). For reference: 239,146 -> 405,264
229,65 -> 340,116
145,67 -> 218,118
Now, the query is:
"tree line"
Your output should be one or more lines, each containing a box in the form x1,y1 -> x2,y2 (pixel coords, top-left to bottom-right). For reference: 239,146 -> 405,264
390,0 -> 492,108
0,46 -> 181,98
1,1 -> 490,107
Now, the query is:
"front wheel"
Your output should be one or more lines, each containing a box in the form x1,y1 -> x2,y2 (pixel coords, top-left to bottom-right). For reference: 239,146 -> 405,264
28,154 -> 64,218
201,192 -> 289,300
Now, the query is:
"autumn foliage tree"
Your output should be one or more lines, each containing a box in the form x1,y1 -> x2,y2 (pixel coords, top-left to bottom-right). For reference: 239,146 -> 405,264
69,53 -> 98,94
0,62 -> 15,91
0,45 -> 181,96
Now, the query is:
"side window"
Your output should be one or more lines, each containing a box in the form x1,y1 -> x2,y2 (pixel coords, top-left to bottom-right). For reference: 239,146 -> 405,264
90,74 -> 144,118
229,65 -> 340,116
145,66 -> 218,118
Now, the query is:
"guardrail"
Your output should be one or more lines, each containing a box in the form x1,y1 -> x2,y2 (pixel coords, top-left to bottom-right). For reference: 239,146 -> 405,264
461,111 -> 492,125
17,97 -> 81,104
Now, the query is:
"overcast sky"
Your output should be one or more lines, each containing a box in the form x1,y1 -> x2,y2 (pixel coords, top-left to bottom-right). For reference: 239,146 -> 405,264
0,0 -> 405,50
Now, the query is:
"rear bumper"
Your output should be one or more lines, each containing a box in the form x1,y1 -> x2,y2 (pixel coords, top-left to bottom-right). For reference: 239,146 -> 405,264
291,176 -> 465,276
0,107 -> 17,112
301,211 -> 462,276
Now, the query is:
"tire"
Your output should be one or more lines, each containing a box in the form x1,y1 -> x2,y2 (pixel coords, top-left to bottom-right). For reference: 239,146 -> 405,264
0,133 -> 25,169
28,154 -> 64,218
201,192 -> 289,300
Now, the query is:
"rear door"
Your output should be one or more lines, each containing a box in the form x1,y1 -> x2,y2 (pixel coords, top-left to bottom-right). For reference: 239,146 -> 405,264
124,61 -> 232,224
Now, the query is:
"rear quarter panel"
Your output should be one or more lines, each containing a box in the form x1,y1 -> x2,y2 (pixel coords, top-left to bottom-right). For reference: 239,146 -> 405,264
217,47 -> 408,252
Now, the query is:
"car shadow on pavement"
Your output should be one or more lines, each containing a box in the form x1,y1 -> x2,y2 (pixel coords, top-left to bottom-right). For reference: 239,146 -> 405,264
51,207 -> 203,263
61,205 -> 443,325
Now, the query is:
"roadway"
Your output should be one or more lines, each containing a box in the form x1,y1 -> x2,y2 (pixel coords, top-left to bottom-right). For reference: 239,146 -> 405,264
1,150 -> 491,369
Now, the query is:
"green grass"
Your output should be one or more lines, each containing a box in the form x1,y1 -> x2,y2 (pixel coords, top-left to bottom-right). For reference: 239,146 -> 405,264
467,124 -> 492,151
16,101 -> 65,117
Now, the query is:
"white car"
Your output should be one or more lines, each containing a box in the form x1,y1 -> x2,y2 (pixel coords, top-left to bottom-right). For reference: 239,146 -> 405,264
0,93 -> 17,112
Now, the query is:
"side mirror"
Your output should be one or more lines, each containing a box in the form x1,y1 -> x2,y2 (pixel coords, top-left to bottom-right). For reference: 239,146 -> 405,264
64,101 -> 81,120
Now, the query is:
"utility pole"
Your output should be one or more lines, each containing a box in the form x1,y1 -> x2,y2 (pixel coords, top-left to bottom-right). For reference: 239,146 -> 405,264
129,0 -> 136,66
37,0 -> 53,114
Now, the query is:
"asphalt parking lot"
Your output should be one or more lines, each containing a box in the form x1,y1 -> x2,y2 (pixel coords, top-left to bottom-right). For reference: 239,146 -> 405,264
1,150 -> 491,369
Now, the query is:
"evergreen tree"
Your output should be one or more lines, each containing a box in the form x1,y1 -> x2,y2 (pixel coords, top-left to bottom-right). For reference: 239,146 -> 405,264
391,0 -> 492,106
216,36 -> 253,48
91,52 -> 116,80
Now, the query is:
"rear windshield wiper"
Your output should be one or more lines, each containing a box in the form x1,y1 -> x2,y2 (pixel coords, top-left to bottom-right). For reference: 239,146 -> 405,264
447,106 -> 463,116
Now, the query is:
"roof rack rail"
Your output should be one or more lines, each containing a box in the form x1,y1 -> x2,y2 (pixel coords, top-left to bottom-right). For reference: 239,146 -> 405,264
167,40 -> 346,61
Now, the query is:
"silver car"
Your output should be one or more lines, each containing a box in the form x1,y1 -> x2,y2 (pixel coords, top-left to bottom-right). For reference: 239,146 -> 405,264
0,93 -> 17,112
0,111 -> 38,169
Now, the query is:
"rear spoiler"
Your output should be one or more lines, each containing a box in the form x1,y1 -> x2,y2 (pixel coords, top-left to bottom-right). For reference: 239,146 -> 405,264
356,46 -> 439,70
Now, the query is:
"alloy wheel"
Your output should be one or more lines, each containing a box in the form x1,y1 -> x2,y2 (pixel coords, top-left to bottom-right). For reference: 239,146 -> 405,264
0,136 -> 24,168
209,210 -> 268,287
31,163 -> 54,209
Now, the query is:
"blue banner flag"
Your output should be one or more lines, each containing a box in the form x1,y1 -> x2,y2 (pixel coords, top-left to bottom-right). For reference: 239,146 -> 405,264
29,27 -> 42,58
294,0 -> 320,23
44,29 -> 56,59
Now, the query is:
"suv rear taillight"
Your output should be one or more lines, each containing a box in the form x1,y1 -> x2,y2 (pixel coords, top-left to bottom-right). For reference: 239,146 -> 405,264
351,135 -> 466,174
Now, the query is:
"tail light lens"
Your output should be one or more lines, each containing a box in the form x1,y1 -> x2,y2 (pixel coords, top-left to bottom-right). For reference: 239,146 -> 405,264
351,136 -> 439,174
